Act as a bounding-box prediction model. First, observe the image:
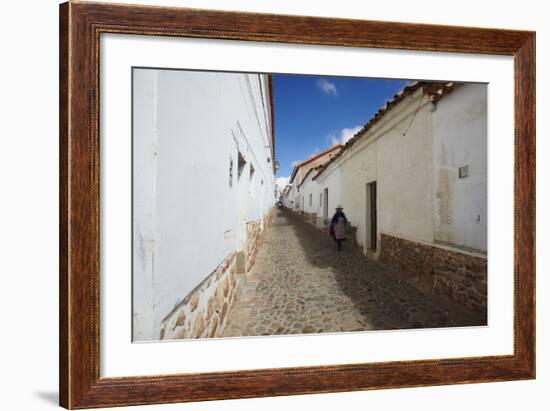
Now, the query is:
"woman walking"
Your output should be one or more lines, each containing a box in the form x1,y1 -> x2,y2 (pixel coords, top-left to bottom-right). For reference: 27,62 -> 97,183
329,205 -> 348,251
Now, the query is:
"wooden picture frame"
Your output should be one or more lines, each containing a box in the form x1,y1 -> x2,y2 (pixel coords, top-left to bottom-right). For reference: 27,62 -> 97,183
59,1 -> 535,408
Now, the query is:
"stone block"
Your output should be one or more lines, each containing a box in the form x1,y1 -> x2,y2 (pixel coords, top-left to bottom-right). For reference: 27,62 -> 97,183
206,296 -> 215,321
380,233 -> 487,312
189,292 -> 200,312
172,326 -> 188,339
192,313 -> 206,338
160,250 -> 243,340
223,276 -> 230,297
174,310 -> 186,328
208,316 -> 219,338
220,302 -> 229,323
236,251 -> 246,274
215,286 -> 225,313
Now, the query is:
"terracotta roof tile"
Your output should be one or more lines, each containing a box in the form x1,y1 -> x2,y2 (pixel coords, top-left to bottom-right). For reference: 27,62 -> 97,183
289,144 -> 343,183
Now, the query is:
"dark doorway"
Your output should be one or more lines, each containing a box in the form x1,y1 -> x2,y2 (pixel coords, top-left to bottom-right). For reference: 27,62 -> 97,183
366,181 -> 377,251
323,188 -> 329,221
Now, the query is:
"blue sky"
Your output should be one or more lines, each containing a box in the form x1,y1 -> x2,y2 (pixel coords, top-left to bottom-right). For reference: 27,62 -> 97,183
272,74 -> 409,188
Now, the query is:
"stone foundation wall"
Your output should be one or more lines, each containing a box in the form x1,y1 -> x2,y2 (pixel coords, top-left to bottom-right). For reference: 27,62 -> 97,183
303,211 -> 317,225
160,252 -> 238,340
160,209 -> 275,340
248,208 -> 275,271
379,233 -> 487,314
263,208 -> 274,231
246,220 -> 262,271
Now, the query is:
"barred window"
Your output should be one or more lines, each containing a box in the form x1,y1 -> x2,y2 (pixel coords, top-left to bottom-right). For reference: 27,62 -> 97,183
237,150 -> 246,179
228,157 -> 233,187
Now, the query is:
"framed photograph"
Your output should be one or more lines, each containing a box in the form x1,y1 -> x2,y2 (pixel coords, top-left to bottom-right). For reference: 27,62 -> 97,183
59,1 -> 535,408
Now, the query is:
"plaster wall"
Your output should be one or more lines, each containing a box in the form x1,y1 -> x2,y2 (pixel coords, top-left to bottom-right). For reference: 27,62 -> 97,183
337,90 -> 435,249
300,174 -> 323,215
315,164 -> 342,223
133,69 -> 275,341
284,184 -> 296,209
432,83 -> 487,252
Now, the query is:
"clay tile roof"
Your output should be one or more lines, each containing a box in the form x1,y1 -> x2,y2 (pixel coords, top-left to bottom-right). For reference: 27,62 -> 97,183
313,80 -> 459,180
296,145 -> 342,167
289,144 -> 343,183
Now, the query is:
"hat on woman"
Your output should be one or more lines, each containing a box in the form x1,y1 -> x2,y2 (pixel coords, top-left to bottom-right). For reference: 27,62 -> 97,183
336,205 -> 343,210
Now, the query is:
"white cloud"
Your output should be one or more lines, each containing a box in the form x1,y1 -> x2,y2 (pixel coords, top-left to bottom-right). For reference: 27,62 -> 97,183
291,160 -> 300,168
328,125 -> 363,146
316,78 -> 338,96
275,176 -> 290,192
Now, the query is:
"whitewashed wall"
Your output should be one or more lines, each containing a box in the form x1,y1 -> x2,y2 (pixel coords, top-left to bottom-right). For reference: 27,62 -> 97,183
432,84 -> 487,252
317,84 -> 486,254
133,69 -> 159,338
375,91 -> 435,244
338,139 -> 377,248
133,69 -> 275,341
294,184 -> 302,210
315,164 -> 342,222
333,90 -> 434,249
282,185 -> 294,208
300,173 -> 323,215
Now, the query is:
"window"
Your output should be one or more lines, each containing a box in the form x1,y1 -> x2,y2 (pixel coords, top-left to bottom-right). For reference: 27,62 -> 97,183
237,150 -> 246,179
309,194 -> 312,207
323,188 -> 329,219
228,157 -> 233,187
319,193 -> 322,208
459,165 -> 469,179
249,164 -> 256,198
250,164 -> 255,180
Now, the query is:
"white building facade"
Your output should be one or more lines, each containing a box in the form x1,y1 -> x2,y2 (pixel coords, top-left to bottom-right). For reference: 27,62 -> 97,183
133,69 -> 275,341
312,161 -> 343,226
284,145 -> 342,219
302,82 -> 487,315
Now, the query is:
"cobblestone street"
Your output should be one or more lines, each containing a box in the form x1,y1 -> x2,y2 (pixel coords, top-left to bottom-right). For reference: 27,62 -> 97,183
221,208 -> 485,337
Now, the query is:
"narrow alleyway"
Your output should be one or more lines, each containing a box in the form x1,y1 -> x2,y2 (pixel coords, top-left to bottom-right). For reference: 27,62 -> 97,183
221,208 -> 484,337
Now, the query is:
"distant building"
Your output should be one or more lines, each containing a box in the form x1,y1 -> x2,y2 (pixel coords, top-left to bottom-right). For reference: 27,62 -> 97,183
296,165 -> 326,227
290,145 -> 342,187
133,69 -> 275,341
287,145 -> 342,214
281,184 -> 293,207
